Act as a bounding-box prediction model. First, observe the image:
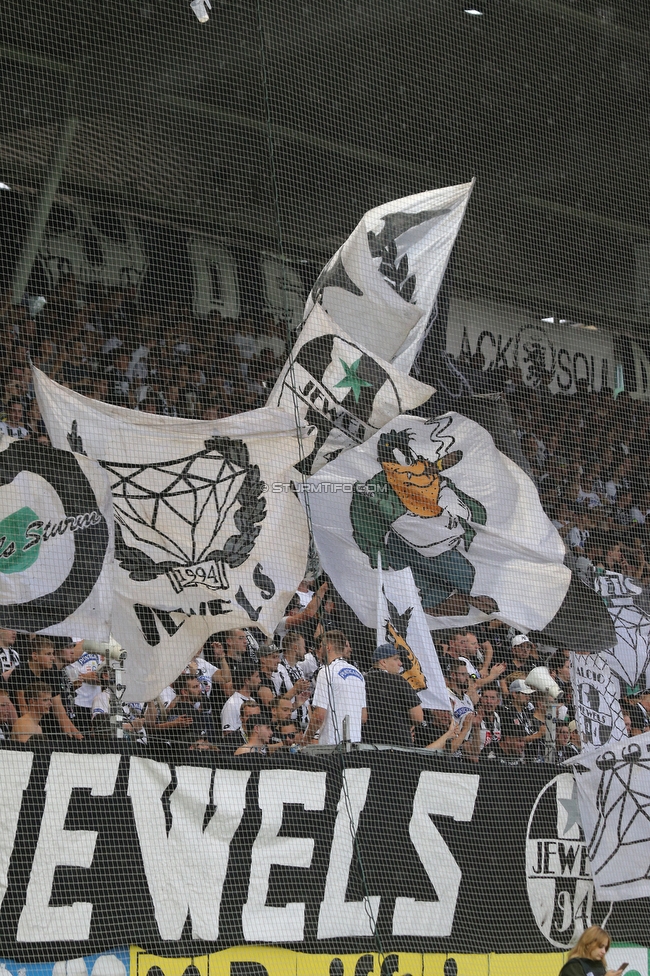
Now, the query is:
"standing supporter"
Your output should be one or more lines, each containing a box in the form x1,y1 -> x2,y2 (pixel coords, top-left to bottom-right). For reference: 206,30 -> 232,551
445,660 -> 480,759
0,687 -> 17,739
0,627 -> 19,681
11,681 -> 52,742
363,643 -> 423,747
7,636 -> 82,739
221,661 -> 261,735
164,673 -> 215,748
66,645 -> 103,734
277,632 -> 315,730
493,711 -> 527,765
307,631 -> 366,745
499,635 -> 535,696
555,724 -> 580,763
234,705 -> 274,756
257,644 -> 283,705
507,678 -> 548,752
477,685 -> 502,759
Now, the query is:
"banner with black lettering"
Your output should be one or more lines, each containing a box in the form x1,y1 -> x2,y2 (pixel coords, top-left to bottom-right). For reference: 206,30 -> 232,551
445,297 -> 617,396
0,437 -> 114,638
0,746 -> 649,963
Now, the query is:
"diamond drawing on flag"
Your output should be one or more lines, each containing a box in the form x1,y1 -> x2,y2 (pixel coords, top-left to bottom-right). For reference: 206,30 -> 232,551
584,741 -> 650,888
104,447 -> 247,565
98,435 -> 267,583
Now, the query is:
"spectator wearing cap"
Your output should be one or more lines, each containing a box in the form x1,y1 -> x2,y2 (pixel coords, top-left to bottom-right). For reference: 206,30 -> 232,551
221,661 -> 261,735
234,705 -> 274,755
507,678 -> 548,750
307,631 -> 367,745
363,643 -> 423,747
499,634 -> 534,696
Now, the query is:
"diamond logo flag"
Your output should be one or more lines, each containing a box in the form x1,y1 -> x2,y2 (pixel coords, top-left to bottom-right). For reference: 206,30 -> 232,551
304,412 -> 570,632
34,366 -> 314,699
377,558 -> 450,712
304,182 -> 474,371
567,731 -> 650,902
269,304 -> 433,474
0,436 -> 113,638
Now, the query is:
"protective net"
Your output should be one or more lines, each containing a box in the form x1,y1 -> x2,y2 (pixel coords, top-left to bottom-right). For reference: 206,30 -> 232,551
0,1 -> 650,975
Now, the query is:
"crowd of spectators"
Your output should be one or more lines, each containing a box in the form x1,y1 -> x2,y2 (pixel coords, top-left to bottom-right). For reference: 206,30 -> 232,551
2,279 -> 650,760
0,277 -> 289,439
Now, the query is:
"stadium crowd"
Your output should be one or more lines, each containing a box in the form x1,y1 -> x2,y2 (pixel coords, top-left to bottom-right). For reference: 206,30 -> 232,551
1,278 -> 650,759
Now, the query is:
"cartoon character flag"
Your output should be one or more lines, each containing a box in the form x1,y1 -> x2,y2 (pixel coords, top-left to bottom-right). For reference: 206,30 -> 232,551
269,304 -> 434,474
305,412 -> 570,632
33,366 -> 314,699
377,558 -> 450,711
0,436 -> 113,638
304,183 -> 474,371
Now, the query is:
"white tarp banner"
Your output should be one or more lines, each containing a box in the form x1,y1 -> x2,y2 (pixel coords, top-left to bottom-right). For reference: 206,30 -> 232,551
377,559 -> 451,711
34,367 -> 314,700
567,731 -> 650,902
269,304 -> 433,474
446,296 -> 617,395
305,412 -> 570,632
304,183 -> 474,370
0,437 -> 114,639
593,571 -> 650,690
569,651 -> 627,752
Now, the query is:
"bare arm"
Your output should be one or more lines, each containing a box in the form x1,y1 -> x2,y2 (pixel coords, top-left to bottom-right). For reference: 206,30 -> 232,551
52,695 -> 83,739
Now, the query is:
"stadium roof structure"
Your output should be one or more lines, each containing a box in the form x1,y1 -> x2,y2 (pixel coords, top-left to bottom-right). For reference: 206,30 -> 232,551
0,0 -> 649,334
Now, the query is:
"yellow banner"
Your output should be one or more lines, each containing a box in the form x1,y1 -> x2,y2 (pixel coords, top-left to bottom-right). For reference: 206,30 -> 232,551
131,945 -> 568,976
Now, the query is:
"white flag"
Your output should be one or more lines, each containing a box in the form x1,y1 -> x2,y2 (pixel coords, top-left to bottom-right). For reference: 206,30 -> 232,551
377,559 -> 450,712
570,651 -> 627,752
304,182 -> 474,370
269,304 -> 433,474
34,367 -> 314,700
305,412 -> 569,632
566,731 -> 650,902
592,571 -> 650,691
0,436 -> 113,639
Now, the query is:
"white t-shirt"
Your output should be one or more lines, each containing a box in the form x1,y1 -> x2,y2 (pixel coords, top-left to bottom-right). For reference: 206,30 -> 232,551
312,658 -> 366,745
160,685 -> 176,707
194,657 -> 218,696
221,691 -> 253,732
448,690 -> 475,742
66,652 -> 102,708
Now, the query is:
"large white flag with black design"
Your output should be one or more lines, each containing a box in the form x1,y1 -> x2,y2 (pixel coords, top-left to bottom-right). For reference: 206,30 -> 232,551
591,571 -> 650,691
34,367 -> 314,700
377,559 -> 450,712
567,731 -> 650,902
269,304 -> 433,474
304,183 -> 473,371
305,412 -> 570,632
0,436 -> 113,638
570,651 -> 627,752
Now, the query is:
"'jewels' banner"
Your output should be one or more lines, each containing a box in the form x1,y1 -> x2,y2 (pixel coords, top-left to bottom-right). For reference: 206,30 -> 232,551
0,746 -> 649,961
